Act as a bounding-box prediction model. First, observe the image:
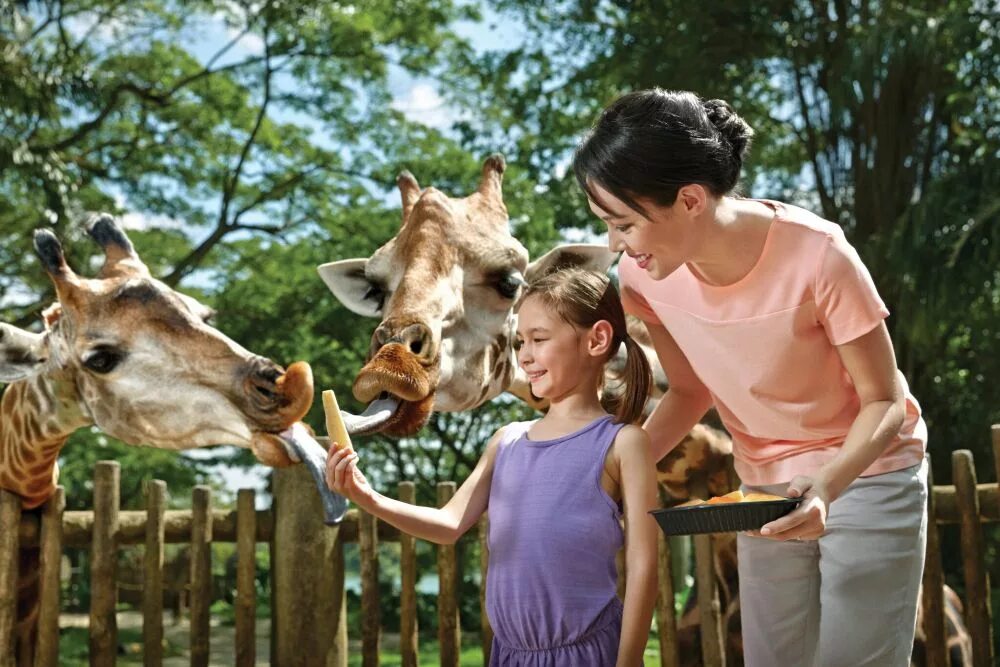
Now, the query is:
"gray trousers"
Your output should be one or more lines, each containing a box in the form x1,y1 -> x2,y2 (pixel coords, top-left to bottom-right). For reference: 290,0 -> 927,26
737,458 -> 928,667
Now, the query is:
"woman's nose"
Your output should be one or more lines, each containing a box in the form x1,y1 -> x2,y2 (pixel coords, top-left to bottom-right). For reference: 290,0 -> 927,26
607,229 -> 626,253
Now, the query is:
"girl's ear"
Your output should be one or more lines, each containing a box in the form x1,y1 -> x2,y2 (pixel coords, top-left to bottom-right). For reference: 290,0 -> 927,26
587,320 -> 614,357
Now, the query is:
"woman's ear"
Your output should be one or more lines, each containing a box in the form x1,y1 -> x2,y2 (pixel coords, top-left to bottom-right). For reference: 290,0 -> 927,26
587,320 -> 614,357
676,184 -> 708,217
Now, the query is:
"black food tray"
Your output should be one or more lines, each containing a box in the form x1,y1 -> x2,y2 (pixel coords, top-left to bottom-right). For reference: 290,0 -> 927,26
650,498 -> 801,536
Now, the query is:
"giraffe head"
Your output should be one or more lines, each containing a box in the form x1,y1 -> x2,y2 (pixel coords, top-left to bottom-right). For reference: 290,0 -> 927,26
319,155 -> 615,436
1,215 -> 313,466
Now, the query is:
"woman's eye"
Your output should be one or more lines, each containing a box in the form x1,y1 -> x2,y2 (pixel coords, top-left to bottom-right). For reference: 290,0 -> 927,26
615,225 -> 632,233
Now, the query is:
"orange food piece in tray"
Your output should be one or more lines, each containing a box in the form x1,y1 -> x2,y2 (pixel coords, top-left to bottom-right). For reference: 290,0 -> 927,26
705,490 -> 744,504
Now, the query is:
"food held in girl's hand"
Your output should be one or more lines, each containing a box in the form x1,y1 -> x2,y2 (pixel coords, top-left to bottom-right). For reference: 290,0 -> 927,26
322,389 -> 353,451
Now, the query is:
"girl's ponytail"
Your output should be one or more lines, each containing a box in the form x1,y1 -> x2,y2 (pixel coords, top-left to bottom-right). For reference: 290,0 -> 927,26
614,335 -> 653,425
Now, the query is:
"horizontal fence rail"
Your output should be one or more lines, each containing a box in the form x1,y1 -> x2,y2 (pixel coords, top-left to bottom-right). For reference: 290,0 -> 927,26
0,423 -> 997,666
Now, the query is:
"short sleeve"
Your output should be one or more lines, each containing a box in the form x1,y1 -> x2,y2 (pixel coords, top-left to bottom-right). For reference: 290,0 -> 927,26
814,230 -> 889,345
617,255 -> 661,324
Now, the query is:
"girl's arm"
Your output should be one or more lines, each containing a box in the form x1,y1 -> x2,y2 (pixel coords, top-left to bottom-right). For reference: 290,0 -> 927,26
614,425 -> 660,667
760,321 -> 906,540
642,321 -> 715,461
326,427 -> 505,545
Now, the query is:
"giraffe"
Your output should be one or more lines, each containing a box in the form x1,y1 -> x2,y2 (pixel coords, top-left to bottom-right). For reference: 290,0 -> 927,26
0,214 -> 315,663
318,154 -> 971,665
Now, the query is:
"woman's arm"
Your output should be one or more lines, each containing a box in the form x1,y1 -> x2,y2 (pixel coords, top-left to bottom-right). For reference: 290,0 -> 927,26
642,321 -> 715,461
326,428 -> 505,545
614,425 -> 660,667
760,321 -> 905,540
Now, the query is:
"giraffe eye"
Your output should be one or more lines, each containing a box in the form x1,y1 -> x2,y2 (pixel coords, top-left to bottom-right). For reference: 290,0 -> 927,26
363,284 -> 385,312
496,271 -> 525,300
83,348 -> 124,374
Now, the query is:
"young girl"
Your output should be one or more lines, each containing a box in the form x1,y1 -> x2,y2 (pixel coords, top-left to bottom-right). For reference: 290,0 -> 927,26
574,89 -> 928,667
326,268 -> 660,666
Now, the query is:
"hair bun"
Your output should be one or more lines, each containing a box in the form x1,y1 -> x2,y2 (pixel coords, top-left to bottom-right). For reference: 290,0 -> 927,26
703,99 -> 754,161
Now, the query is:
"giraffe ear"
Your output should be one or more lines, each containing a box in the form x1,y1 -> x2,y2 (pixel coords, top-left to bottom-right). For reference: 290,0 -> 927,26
86,213 -> 150,278
0,323 -> 48,383
317,259 -> 384,318
524,244 -> 617,283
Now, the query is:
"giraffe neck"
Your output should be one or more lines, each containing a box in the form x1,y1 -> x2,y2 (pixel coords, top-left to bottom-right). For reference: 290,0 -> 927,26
0,371 -> 90,509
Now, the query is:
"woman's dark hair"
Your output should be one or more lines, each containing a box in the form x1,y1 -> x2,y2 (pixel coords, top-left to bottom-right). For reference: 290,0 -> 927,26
517,268 -> 652,425
573,89 -> 754,216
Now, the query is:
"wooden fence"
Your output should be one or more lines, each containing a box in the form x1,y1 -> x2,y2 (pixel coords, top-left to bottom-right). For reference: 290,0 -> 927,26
1,425 -> 998,666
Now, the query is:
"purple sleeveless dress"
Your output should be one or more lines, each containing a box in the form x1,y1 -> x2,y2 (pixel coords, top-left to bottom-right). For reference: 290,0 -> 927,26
486,415 -> 627,666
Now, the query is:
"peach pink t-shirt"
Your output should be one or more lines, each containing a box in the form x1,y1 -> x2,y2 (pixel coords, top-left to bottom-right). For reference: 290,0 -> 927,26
618,200 -> 926,486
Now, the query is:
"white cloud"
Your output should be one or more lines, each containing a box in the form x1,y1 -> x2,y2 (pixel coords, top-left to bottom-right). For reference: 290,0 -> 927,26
118,211 -> 186,231
392,82 -> 456,130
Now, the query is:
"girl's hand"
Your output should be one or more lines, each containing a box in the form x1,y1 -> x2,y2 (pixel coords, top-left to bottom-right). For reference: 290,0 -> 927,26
325,444 -> 374,508
754,475 -> 831,541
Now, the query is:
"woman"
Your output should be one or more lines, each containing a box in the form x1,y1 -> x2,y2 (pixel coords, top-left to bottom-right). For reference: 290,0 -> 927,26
573,88 -> 927,667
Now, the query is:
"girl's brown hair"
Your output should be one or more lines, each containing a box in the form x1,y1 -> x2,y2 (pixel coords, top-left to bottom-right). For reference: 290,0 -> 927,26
518,268 -> 652,424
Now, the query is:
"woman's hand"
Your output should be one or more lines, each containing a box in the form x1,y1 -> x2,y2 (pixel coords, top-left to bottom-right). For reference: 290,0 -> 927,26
325,445 -> 374,508
754,475 -> 831,541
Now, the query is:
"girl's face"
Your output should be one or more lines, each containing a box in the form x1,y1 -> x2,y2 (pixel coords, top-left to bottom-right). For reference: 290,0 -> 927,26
515,296 -> 599,401
587,181 -> 704,281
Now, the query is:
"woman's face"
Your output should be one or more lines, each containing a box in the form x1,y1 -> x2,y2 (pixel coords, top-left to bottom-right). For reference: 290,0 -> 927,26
587,181 -> 702,280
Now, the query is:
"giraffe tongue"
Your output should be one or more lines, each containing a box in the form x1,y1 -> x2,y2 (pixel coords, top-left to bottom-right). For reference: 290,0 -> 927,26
276,423 -> 349,525
339,396 -> 401,435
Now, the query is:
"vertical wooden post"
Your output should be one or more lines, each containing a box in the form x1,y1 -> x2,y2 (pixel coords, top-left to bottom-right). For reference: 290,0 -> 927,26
271,465 -> 342,666
953,450 -> 993,667
437,482 -> 459,667
89,461 -> 120,667
144,480 -> 166,667
478,513 -> 493,665
920,457 -> 947,667
330,532 -> 348,667
691,477 -> 724,667
656,530 -> 679,667
0,490 -> 21,667
693,533 -> 725,667
35,487 -> 64,667
190,486 -> 212,667
399,482 -> 419,667
359,509 -> 380,667
235,489 -> 256,667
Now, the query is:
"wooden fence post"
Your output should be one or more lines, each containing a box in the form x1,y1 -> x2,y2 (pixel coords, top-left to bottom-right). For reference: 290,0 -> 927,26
656,530 -> 679,667
90,461 -> 120,667
35,487 -> 64,667
437,482 -> 459,667
190,486 -> 213,667
235,489 -> 256,667
271,464 -> 343,666
0,490 -> 20,667
399,482 -> 419,667
953,450 -> 994,667
360,509 -> 380,667
920,456 -> 948,667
